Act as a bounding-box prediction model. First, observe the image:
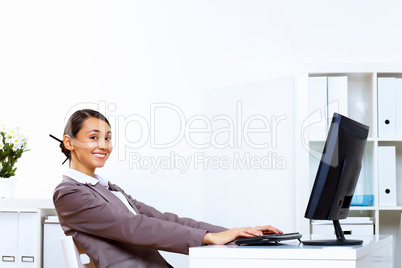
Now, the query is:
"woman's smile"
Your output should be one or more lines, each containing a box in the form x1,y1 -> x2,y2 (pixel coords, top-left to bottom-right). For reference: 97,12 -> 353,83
93,152 -> 107,159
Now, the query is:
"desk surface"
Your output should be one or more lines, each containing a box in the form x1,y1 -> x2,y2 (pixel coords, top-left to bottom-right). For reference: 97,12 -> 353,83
190,235 -> 392,260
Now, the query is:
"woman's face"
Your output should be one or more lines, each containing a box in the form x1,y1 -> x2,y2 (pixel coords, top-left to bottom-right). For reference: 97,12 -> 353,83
69,117 -> 112,175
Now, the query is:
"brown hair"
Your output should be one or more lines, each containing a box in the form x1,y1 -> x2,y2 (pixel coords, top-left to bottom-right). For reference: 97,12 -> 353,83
61,109 -> 111,159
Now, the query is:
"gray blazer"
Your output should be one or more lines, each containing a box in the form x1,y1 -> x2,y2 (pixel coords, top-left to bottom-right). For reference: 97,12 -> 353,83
53,176 -> 227,268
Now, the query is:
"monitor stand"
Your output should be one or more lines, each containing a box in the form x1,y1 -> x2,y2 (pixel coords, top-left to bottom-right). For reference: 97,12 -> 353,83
302,220 -> 363,246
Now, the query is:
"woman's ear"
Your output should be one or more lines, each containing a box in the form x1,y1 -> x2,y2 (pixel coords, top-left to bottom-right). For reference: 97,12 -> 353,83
63,135 -> 74,151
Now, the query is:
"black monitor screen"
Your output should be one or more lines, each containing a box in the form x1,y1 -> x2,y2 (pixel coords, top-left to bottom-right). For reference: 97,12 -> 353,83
303,113 -> 369,246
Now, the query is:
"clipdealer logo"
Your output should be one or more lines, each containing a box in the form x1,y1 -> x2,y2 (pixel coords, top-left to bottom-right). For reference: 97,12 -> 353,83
128,151 -> 286,174
65,101 -> 288,173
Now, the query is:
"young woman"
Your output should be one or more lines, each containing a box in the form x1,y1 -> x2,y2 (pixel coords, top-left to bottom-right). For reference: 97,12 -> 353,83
53,109 -> 282,268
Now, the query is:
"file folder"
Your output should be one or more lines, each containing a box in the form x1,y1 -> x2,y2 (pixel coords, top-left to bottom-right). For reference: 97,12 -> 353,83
0,212 -> 19,268
18,213 -> 37,267
378,146 -> 397,206
308,77 -> 327,140
354,154 -> 366,196
396,78 -> 402,138
327,76 -> 348,118
43,216 -> 66,268
378,77 -> 396,138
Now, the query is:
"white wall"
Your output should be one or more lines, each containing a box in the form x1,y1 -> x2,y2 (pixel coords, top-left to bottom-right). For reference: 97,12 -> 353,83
2,0 -> 402,266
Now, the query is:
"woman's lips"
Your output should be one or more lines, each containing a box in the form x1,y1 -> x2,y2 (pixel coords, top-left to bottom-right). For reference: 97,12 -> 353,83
93,153 -> 106,159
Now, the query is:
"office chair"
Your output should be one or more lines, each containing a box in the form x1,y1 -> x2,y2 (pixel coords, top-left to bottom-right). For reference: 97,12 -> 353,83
60,236 -> 95,268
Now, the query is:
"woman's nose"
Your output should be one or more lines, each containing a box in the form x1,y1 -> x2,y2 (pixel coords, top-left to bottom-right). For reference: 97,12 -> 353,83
98,138 -> 106,149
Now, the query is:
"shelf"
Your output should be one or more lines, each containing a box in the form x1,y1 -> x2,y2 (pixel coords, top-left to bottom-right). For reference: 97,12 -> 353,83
0,199 -> 54,211
350,206 -> 376,211
296,68 -> 402,268
0,199 -> 57,268
377,138 -> 402,142
377,206 -> 402,211
350,206 -> 402,211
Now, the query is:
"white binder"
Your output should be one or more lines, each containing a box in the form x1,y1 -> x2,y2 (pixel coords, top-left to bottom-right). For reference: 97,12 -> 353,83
378,77 -> 396,138
308,76 -> 327,140
327,76 -> 348,119
0,212 -> 19,268
396,78 -> 402,138
43,216 -> 66,268
378,146 -> 397,206
355,154 -> 366,196
18,212 -> 37,267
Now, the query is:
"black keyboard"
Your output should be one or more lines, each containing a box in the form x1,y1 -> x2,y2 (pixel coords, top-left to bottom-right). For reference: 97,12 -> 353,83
234,232 -> 302,246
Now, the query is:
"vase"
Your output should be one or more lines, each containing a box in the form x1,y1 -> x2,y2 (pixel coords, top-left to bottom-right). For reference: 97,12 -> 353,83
0,177 -> 17,198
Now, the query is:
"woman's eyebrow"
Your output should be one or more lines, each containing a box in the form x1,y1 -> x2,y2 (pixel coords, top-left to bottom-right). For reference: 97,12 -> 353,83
87,129 -> 101,134
86,129 -> 112,134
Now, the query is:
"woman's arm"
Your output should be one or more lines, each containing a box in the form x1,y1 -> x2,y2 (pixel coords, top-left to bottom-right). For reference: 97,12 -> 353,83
112,183 -> 282,245
54,182 -> 209,255
111,183 -> 228,233
202,225 -> 283,245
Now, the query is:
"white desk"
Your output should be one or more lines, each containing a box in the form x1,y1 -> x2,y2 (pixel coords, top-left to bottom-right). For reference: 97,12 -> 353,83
189,235 -> 393,268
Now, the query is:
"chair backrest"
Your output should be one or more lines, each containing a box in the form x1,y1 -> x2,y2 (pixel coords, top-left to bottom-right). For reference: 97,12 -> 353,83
60,236 -> 95,268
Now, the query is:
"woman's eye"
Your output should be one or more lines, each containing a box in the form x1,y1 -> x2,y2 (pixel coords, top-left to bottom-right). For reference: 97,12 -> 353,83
90,136 -> 98,140
105,137 -> 112,141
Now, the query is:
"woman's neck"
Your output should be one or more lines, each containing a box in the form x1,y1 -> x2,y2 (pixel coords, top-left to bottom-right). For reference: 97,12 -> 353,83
70,162 -> 95,177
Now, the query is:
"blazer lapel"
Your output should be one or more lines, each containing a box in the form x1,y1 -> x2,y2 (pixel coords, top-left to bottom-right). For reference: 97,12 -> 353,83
88,183 -> 133,213
108,183 -> 141,215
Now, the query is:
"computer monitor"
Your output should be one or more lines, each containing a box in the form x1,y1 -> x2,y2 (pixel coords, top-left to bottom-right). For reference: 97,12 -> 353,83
302,113 -> 369,246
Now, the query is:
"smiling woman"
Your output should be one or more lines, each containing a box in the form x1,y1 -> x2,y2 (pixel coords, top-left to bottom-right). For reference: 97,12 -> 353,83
62,115 -> 112,177
52,109 -> 282,268
59,109 -> 111,166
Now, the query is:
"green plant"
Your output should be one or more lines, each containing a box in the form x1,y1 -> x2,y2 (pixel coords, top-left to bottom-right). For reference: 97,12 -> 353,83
0,125 -> 29,178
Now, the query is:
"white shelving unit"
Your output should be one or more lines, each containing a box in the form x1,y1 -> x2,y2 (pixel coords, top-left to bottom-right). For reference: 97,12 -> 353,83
294,63 -> 402,268
0,199 -> 56,268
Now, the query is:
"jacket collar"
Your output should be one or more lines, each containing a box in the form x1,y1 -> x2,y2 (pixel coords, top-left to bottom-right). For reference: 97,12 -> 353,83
62,172 -> 140,215
63,168 -> 109,187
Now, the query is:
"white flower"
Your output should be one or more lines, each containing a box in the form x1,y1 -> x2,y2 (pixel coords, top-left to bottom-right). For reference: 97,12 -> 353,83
6,127 -> 19,139
0,124 -> 28,152
0,124 -> 28,178
21,138 -> 28,150
9,136 -> 22,151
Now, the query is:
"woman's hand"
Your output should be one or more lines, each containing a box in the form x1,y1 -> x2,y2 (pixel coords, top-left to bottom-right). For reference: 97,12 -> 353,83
203,225 -> 282,245
253,225 -> 283,235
